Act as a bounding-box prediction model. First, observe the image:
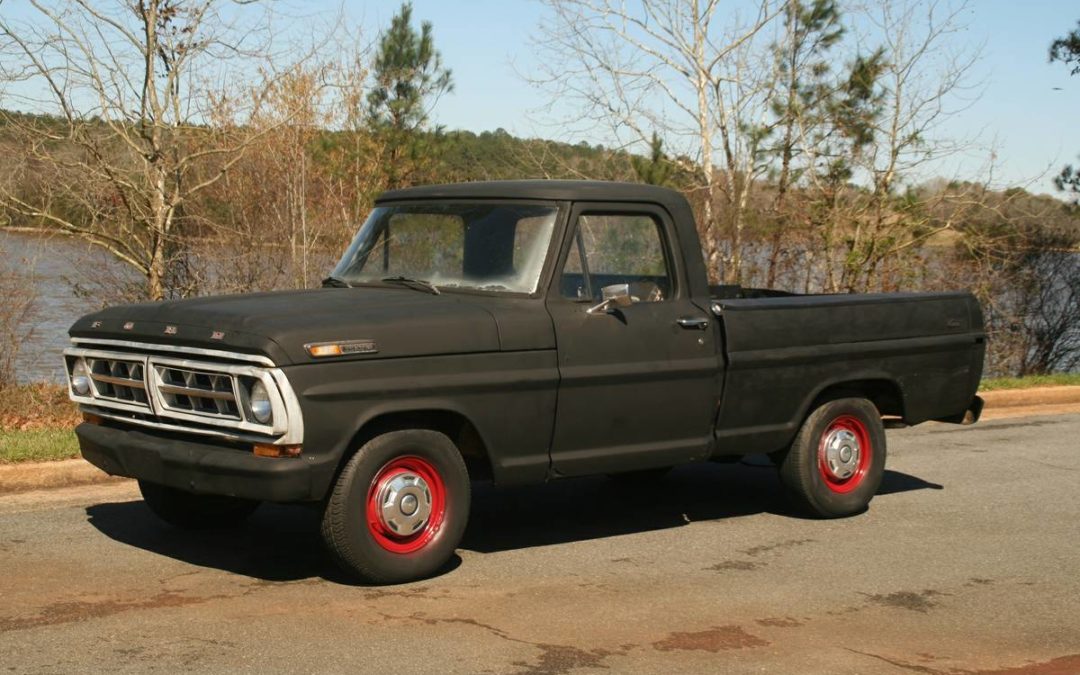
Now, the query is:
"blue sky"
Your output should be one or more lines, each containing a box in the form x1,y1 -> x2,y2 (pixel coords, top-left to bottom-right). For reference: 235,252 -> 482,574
3,0 -> 1078,195
353,0 -> 1080,196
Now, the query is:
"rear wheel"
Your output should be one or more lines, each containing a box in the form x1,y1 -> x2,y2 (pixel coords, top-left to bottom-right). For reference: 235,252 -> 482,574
138,480 -> 260,529
777,397 -> 886,518
320,429 -> 470,584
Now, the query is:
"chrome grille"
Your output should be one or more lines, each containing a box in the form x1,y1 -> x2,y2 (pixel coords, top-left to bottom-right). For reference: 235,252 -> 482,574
154,365 -> 241,420
65,341 -> 304,445
87,357 -> 150,408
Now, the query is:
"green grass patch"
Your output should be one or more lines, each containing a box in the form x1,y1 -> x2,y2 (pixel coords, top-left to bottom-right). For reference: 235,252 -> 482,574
980,373 -> 1080,391
0,429 -> 80,464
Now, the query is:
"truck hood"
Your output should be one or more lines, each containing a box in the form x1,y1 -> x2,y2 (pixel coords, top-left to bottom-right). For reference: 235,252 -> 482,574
68,287 -> 502,365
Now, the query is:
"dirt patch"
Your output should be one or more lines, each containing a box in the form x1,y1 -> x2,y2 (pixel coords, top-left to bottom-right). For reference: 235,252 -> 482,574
652,625 -> 768,652
741,538 -> 815,557
851,651 -> 1080,675
974,654 -> 1080,675
511,644 -> 617,675
0,591 -> 218,632
707,560 -> 764,572
380,611 -> 623,675
864,589 -> 945,613
755,617 -> 802,628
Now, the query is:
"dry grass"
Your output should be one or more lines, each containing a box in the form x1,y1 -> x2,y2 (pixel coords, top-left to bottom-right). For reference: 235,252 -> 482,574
0,383 -> 80,432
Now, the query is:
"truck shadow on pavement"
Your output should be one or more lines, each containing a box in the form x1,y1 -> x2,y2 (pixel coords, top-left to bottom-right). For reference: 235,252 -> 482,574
83,461 -> 941,584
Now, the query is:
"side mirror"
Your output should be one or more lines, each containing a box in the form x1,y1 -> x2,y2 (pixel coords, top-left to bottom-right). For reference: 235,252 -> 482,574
587,284 -> 634,314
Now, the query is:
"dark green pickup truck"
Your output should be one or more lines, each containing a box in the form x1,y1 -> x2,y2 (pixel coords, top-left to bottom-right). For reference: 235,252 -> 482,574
65,181 -> 985,583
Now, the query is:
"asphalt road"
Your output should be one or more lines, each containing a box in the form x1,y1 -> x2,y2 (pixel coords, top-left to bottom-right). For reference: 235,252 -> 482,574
1,414 -> 1079,674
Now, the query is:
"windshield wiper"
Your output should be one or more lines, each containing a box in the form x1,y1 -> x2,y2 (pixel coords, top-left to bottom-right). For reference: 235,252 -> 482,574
381,276 -> 441,295
322,276 -> 353,288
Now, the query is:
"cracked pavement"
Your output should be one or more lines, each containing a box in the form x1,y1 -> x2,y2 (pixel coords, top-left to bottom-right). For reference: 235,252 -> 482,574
1,414 -> 1078,674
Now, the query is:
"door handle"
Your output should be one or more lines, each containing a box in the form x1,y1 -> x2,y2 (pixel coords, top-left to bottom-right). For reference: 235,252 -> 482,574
676,316 -> 709,330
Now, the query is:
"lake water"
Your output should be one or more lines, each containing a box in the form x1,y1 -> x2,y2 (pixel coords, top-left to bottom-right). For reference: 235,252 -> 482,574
2,231 -> 125,383
4,229 -> 1076,384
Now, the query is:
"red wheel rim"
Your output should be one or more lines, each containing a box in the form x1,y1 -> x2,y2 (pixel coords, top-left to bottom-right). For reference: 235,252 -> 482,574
365,456 -> 446,554
818,415 -> 872,494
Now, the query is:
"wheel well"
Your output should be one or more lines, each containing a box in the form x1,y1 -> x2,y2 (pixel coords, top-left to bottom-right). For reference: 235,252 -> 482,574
344,410 -> 493,482
811,379 -> 905,419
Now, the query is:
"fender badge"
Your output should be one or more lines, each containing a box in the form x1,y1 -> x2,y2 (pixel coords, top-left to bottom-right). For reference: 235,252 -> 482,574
123,322 -> 135,331
164,325 -> 178,335
210,331 -> 226,341
90,320 -> 102,329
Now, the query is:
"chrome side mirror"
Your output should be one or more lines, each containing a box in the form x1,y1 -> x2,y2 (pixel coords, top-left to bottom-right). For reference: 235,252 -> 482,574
587,284 -> 634,314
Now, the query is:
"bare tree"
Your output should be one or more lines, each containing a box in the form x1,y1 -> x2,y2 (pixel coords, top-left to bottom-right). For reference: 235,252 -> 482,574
531,0 -> 784,282
0,256 -> 37,388
0,1 -> 290,300
830,0 -> 980,291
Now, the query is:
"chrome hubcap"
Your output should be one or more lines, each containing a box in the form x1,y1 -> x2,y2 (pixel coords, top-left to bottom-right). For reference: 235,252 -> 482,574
375,472 -> 433,535
822,428 -> 860,480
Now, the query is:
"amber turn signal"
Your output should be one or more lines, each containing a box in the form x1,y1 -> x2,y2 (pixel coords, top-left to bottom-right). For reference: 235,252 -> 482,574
82,412 -> 103,425
253,443 -> 302,458
307,344 -> 343,358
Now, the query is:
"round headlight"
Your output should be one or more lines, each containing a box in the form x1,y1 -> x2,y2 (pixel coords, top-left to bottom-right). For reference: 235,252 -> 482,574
71,360 -> 91,396
249,381 -> 273,424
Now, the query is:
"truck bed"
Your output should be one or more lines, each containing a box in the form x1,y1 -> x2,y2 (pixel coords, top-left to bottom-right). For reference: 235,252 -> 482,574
710,289 -> 985,456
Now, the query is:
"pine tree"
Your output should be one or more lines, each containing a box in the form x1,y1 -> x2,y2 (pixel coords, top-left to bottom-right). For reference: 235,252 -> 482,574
368,2 -> 453,189
1050,20 -> 1080,201
631,132 -> 675,187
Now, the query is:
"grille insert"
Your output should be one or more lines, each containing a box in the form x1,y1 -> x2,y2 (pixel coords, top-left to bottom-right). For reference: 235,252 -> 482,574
87,358 -> 149,407
154,365 -> 241,419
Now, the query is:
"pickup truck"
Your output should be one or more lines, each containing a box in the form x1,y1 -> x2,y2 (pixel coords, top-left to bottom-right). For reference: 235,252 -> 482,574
64,180 -> 986,584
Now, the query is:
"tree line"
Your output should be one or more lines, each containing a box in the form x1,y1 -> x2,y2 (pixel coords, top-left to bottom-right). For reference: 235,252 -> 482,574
0,0 -> 1078,383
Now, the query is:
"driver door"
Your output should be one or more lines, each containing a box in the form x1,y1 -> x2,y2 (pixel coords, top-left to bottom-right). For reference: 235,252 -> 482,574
545,203 -> 719,476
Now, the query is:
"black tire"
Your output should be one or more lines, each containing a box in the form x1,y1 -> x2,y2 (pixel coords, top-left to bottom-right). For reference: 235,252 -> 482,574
320,429 -> 470,585
138,480 -> 260,529
777,397 -> 886,518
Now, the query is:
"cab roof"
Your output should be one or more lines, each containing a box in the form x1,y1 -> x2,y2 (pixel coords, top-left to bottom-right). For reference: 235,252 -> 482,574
376,180 -> 689,211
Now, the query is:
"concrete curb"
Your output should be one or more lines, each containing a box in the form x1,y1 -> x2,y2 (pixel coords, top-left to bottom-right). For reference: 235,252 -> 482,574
0,458 -> 127,495
978,385 -> 1080,408
2,386 -> 1079,496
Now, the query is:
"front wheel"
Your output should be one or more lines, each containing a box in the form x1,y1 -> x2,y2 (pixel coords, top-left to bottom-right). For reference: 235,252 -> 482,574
777,397 -> 886,518
320,429 -> 470,584
138,480 -> 260,529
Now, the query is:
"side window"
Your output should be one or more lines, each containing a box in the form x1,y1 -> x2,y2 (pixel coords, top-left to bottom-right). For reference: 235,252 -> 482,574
559,213 -> 672,301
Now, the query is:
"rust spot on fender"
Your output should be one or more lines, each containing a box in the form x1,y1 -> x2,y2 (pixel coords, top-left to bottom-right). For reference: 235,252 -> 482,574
652,625 -> 768,652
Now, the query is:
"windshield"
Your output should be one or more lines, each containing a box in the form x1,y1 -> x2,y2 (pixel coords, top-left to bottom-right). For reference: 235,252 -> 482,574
331,202 -> 560,294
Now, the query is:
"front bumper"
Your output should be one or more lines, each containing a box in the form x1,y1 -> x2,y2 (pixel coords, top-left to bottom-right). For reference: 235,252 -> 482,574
76,422 -> 320,502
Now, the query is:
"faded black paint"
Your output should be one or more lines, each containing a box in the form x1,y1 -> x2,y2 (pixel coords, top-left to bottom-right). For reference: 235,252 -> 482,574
70,180 -> 985,502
